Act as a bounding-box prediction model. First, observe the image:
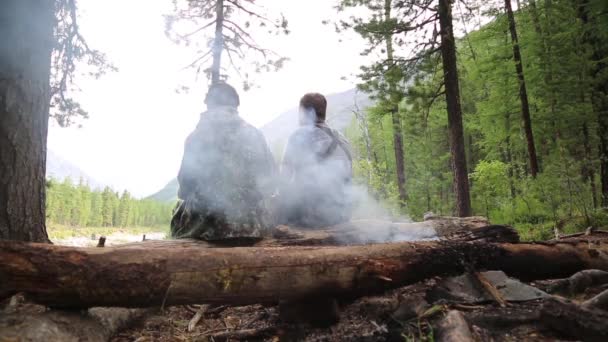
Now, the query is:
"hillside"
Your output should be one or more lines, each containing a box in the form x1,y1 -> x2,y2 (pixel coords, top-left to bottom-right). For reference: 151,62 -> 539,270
146,88 -> 372,202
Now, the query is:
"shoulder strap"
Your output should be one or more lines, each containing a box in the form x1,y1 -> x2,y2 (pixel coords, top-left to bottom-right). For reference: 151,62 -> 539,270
315,124 -> 352,163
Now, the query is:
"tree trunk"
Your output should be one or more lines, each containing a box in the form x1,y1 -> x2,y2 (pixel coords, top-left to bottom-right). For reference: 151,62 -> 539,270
384,0 -> 408,206
0,0 -> 53,242
352,107 -> 374,186
504,112 -> 516,200
211,0 -> 224,84
528,0 -> 543,36
270,216 -> 517,246
505,0 -> 540,178
2,237 -> 606,309
391,110 -> 408,206
577,0 -> 608,206
438,0 -> 472,217
583,123 -> 599,208
600,117 -> 608,207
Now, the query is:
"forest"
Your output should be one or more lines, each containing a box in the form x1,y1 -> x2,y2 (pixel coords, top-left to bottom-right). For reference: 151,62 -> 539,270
2,0 -> 608,341
45,178 -> 173,229
341,0 -> 608,240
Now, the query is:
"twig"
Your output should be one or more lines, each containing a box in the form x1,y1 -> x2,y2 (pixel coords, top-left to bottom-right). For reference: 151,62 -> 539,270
450,303 -> 485,311
185,304 -> 228,316
550,230 -> 608,241
188,304 -> 208,332
375,275 -> 393,282
474,272 -> 507,307
209,326 -> 277,340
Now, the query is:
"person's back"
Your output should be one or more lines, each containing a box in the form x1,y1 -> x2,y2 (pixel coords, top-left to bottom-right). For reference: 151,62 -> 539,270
280,93 -> 353,228
171,82 -> 276,242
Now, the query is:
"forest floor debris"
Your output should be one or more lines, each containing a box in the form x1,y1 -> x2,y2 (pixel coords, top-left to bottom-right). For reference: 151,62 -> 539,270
108,270 -> 608,342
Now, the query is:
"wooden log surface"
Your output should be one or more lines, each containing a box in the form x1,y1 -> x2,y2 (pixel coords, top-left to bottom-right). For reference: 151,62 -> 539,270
540,296 -> 608,342
436,310 -> 474,342
268,216 -> 519,246
1,237 -> 607,309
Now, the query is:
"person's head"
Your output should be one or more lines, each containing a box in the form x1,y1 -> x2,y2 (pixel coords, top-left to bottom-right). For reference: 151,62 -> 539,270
204,82 -> 240,109
299,93 -> 327,125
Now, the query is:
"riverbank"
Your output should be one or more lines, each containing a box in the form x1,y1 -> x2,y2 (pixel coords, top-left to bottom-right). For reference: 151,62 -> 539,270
48,224 -> 169,246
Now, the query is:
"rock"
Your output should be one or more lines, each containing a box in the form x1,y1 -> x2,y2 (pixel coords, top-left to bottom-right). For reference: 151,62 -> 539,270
391,294 -> 429,322
428,271 -> 549,304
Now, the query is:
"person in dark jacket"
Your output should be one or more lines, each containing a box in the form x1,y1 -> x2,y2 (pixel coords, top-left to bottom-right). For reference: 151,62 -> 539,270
280,93 -> 353,228
171,82 -> 276,242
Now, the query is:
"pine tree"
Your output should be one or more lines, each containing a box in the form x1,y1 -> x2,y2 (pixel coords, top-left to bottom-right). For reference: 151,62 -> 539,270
165,0 -> 288,87
117,190 -> 132,228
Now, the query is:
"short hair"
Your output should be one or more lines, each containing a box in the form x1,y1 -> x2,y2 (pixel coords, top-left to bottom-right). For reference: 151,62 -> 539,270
205,82 -> 240,107
299,93 -> 327,122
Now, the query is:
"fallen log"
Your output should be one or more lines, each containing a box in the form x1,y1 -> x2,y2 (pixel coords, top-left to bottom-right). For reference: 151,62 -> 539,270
1,237 -> 607,309
535,269 -> 608,295
540,296 -> 608,342
582,288 -> 608,310
268,216 -> 518,246
435,310 -> 474,342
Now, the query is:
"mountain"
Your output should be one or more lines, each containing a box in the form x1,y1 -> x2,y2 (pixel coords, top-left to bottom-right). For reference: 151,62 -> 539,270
146,88 -> 372,202
260,88 -> 371,148
46,150 -> 103,189
147,178 -> 179,203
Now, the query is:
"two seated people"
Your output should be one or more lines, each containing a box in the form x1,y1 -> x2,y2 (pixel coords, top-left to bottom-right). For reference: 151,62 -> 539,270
171,82 -> 353,242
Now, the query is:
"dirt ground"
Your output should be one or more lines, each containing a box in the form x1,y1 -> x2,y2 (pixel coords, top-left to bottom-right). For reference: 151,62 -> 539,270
110,276 -> 599,342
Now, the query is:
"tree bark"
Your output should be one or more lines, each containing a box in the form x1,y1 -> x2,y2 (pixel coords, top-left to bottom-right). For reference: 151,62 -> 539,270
505,0 -> 540,178
540,296 -> 608,342
0,0 -> 53,242
1,237 -> 607,309
537,269 -> 608,296
391,110 -> 408,206
583,123 -> 599,208
438,0 -> 472,217
384,0 -> 408,207
211,0 -> 224,84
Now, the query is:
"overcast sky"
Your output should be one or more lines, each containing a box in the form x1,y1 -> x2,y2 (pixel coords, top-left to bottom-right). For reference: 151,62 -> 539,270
47,0 -> 369,197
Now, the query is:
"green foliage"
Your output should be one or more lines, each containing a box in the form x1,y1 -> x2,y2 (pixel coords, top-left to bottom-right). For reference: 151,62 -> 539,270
51,0 -> 116,126
341,0 -> 608,238
471,160 -> 510,218
46,177 -> 173,229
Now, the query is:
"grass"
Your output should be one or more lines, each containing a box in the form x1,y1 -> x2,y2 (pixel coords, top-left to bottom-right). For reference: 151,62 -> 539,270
47,224 -> 170,241
513,209 -> 608,241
